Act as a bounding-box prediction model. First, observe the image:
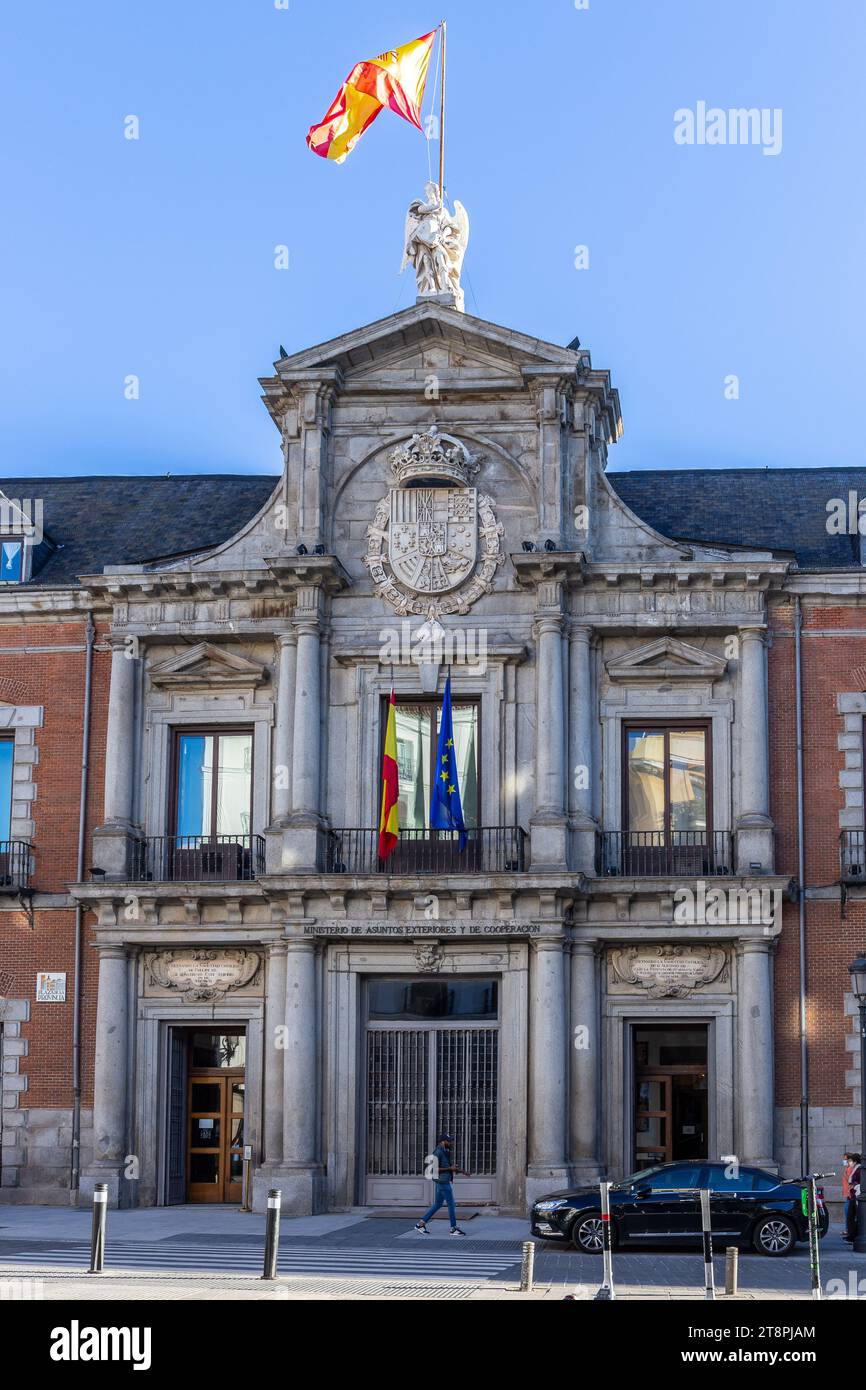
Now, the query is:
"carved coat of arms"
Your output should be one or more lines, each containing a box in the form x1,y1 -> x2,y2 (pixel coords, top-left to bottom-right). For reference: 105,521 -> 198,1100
363,426 -> 504,618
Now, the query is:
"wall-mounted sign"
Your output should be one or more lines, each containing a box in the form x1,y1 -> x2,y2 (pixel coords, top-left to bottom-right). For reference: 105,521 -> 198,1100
304,920 -> 541,937
36,971 -> 66,1003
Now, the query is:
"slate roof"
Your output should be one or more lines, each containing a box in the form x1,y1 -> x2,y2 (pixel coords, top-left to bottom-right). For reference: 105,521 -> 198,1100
0,475 -> 278,584
0,466 -> 862,586
608,466 -> 866,570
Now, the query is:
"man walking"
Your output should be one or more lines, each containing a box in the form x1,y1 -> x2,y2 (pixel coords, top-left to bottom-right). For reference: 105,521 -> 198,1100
415,1133 -> 468,1236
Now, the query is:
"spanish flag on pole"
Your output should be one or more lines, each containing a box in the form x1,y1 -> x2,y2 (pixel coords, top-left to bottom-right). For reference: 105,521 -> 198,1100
307,29 -> 437,164
378,689 -> 399,861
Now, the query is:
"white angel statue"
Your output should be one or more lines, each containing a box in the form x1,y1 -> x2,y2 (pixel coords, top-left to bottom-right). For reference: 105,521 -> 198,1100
401,182 -> 469,309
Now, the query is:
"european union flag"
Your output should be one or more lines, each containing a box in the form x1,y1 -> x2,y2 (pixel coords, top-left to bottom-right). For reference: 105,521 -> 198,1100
429,675 -> 466,849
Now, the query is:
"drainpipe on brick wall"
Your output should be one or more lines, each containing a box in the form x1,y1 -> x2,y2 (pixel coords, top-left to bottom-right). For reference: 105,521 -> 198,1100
70,611 -> 95,1199
794,596 -> 810,1173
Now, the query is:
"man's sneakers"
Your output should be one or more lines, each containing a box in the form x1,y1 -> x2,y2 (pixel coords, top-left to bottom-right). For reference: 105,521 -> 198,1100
414,1221 -> 429,1233
450,1226 -> 466,1236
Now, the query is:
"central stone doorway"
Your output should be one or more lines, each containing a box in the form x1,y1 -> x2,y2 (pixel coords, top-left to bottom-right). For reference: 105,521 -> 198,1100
632,1023 -> 708,1171
362,976 -> 499,1206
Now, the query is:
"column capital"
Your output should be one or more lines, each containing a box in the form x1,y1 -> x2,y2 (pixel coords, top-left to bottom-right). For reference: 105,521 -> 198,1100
568,623 -> 594,645
275,630 -> 298,651
740,936 -> 774,955
738,625 -> 768,645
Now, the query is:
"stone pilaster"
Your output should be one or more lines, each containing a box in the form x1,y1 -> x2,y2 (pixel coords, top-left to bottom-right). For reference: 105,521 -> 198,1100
281,587 -> 326,871
738,939 -> 775,1168
569,939 -> 601,1182
530,582 -> 568,869
568,624 -> 597,873
92,637 -> 140,879
527,934 -> 570,1204
261,941 -> 288,1166
735,626 -> 774,873
269,938 -> 324,1213
81,944 -> 129,1205
265,633 -> 296,872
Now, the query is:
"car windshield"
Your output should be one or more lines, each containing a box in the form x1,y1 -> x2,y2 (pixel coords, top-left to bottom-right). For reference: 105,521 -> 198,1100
614,1165 -> 669,1187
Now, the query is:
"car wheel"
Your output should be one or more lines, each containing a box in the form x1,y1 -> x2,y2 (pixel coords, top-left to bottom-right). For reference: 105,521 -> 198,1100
571,1213 -> 609,1254
752,1215 -> 796,1256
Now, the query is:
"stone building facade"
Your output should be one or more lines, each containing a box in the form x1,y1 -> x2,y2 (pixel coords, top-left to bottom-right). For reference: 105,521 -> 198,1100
0,302 -> 863,1212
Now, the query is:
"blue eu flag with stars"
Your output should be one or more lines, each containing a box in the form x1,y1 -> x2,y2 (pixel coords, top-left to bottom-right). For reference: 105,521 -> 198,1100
429,676 -> 466,850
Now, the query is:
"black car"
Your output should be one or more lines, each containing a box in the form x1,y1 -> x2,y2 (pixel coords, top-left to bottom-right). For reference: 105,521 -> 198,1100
530,1161 -> 830,1257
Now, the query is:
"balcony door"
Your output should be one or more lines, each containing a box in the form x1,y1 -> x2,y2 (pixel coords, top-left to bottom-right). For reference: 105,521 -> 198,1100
623,722 -> 711,874
171,729 -> 253,881
381,697 -> 480,871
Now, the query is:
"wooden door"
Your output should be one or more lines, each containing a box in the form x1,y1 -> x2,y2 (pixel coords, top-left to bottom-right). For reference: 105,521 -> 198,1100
186,1074 -> 244,1203
634,1074 -> 673,1168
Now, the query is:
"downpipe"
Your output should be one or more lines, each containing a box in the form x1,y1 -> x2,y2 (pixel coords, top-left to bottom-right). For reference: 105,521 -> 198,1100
70,611 -> 95,1199
794,596 -> 810,1174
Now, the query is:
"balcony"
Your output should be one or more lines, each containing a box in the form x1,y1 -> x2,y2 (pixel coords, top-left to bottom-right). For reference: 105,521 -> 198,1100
129,834 -> 266,883
599,830 -> 732,877
318,826 -> 527,875
0,840 -> 32,891
840,830 -> 866,883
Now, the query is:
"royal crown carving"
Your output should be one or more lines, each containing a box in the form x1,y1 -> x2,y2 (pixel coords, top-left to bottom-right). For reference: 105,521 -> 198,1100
390,426 -> 480,488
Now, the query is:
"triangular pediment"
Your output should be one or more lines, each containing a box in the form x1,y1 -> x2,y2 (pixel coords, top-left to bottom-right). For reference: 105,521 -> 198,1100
266,301 -> 582,379
149,642 -> 268,690
606,637 -> 727,682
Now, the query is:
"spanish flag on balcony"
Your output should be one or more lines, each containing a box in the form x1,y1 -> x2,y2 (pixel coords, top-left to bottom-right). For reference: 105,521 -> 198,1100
378,689 -> 400,861
306,29 -> 437,164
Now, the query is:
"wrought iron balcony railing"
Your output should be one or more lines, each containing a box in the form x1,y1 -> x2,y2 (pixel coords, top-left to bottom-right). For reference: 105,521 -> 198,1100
840,830 -> 866,882
130,834 -> 266,883
599,830 -> 732,877
0,840 -> 32,891
319,826 -> 527,875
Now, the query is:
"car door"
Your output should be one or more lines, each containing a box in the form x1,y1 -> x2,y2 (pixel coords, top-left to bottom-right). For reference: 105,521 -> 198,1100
701,1164 -> 764,1240
619,1164 -> 703,1242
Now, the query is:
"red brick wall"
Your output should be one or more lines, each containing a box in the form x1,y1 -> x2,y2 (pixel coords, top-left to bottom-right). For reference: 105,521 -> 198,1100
769,598 -> 865,1109
0,619 -> 109,1110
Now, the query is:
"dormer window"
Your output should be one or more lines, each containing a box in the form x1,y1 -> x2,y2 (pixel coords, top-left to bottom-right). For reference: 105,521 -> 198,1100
0,539 -> 28,583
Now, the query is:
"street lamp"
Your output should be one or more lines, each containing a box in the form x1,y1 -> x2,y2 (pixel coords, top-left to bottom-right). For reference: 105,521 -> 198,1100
848,953 -> 866,1253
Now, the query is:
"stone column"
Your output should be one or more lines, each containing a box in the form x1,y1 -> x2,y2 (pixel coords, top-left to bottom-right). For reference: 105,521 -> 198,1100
738,939 -> 775,1167
92,637 -> 139,878
265,633 -> 297,871
271,634 -> 296,824
570,939 -> 600,1182
531,597 -> 568,868
569,624 -> 597,873
281,588 -> 325,871
736,626 -> 774,872
82,944 -> 128,1205
262,941 -> 288,1166
280,939 -> 322,1212
527,935 -> 570,1204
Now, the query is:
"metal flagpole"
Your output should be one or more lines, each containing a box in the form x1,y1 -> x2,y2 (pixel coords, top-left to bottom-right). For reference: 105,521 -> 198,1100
438,20 -> 446,199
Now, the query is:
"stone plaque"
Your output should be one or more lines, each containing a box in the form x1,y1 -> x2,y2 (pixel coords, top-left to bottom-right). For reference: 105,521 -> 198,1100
609,945 -> 728,998
145,949 -> 262,1002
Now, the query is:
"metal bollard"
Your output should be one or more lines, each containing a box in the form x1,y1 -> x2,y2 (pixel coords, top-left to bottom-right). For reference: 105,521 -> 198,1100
519,1240 -> 535,1292
594,1181 -> 616,1300
724,1246 -> 739,1297
699,1188 -> 715,1300
261,1188 -> 282,1280
87,1183 -> 108,1274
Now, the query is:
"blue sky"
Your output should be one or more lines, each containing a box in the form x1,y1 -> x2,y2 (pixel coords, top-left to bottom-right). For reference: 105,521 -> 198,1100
1,0 -> 863,478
